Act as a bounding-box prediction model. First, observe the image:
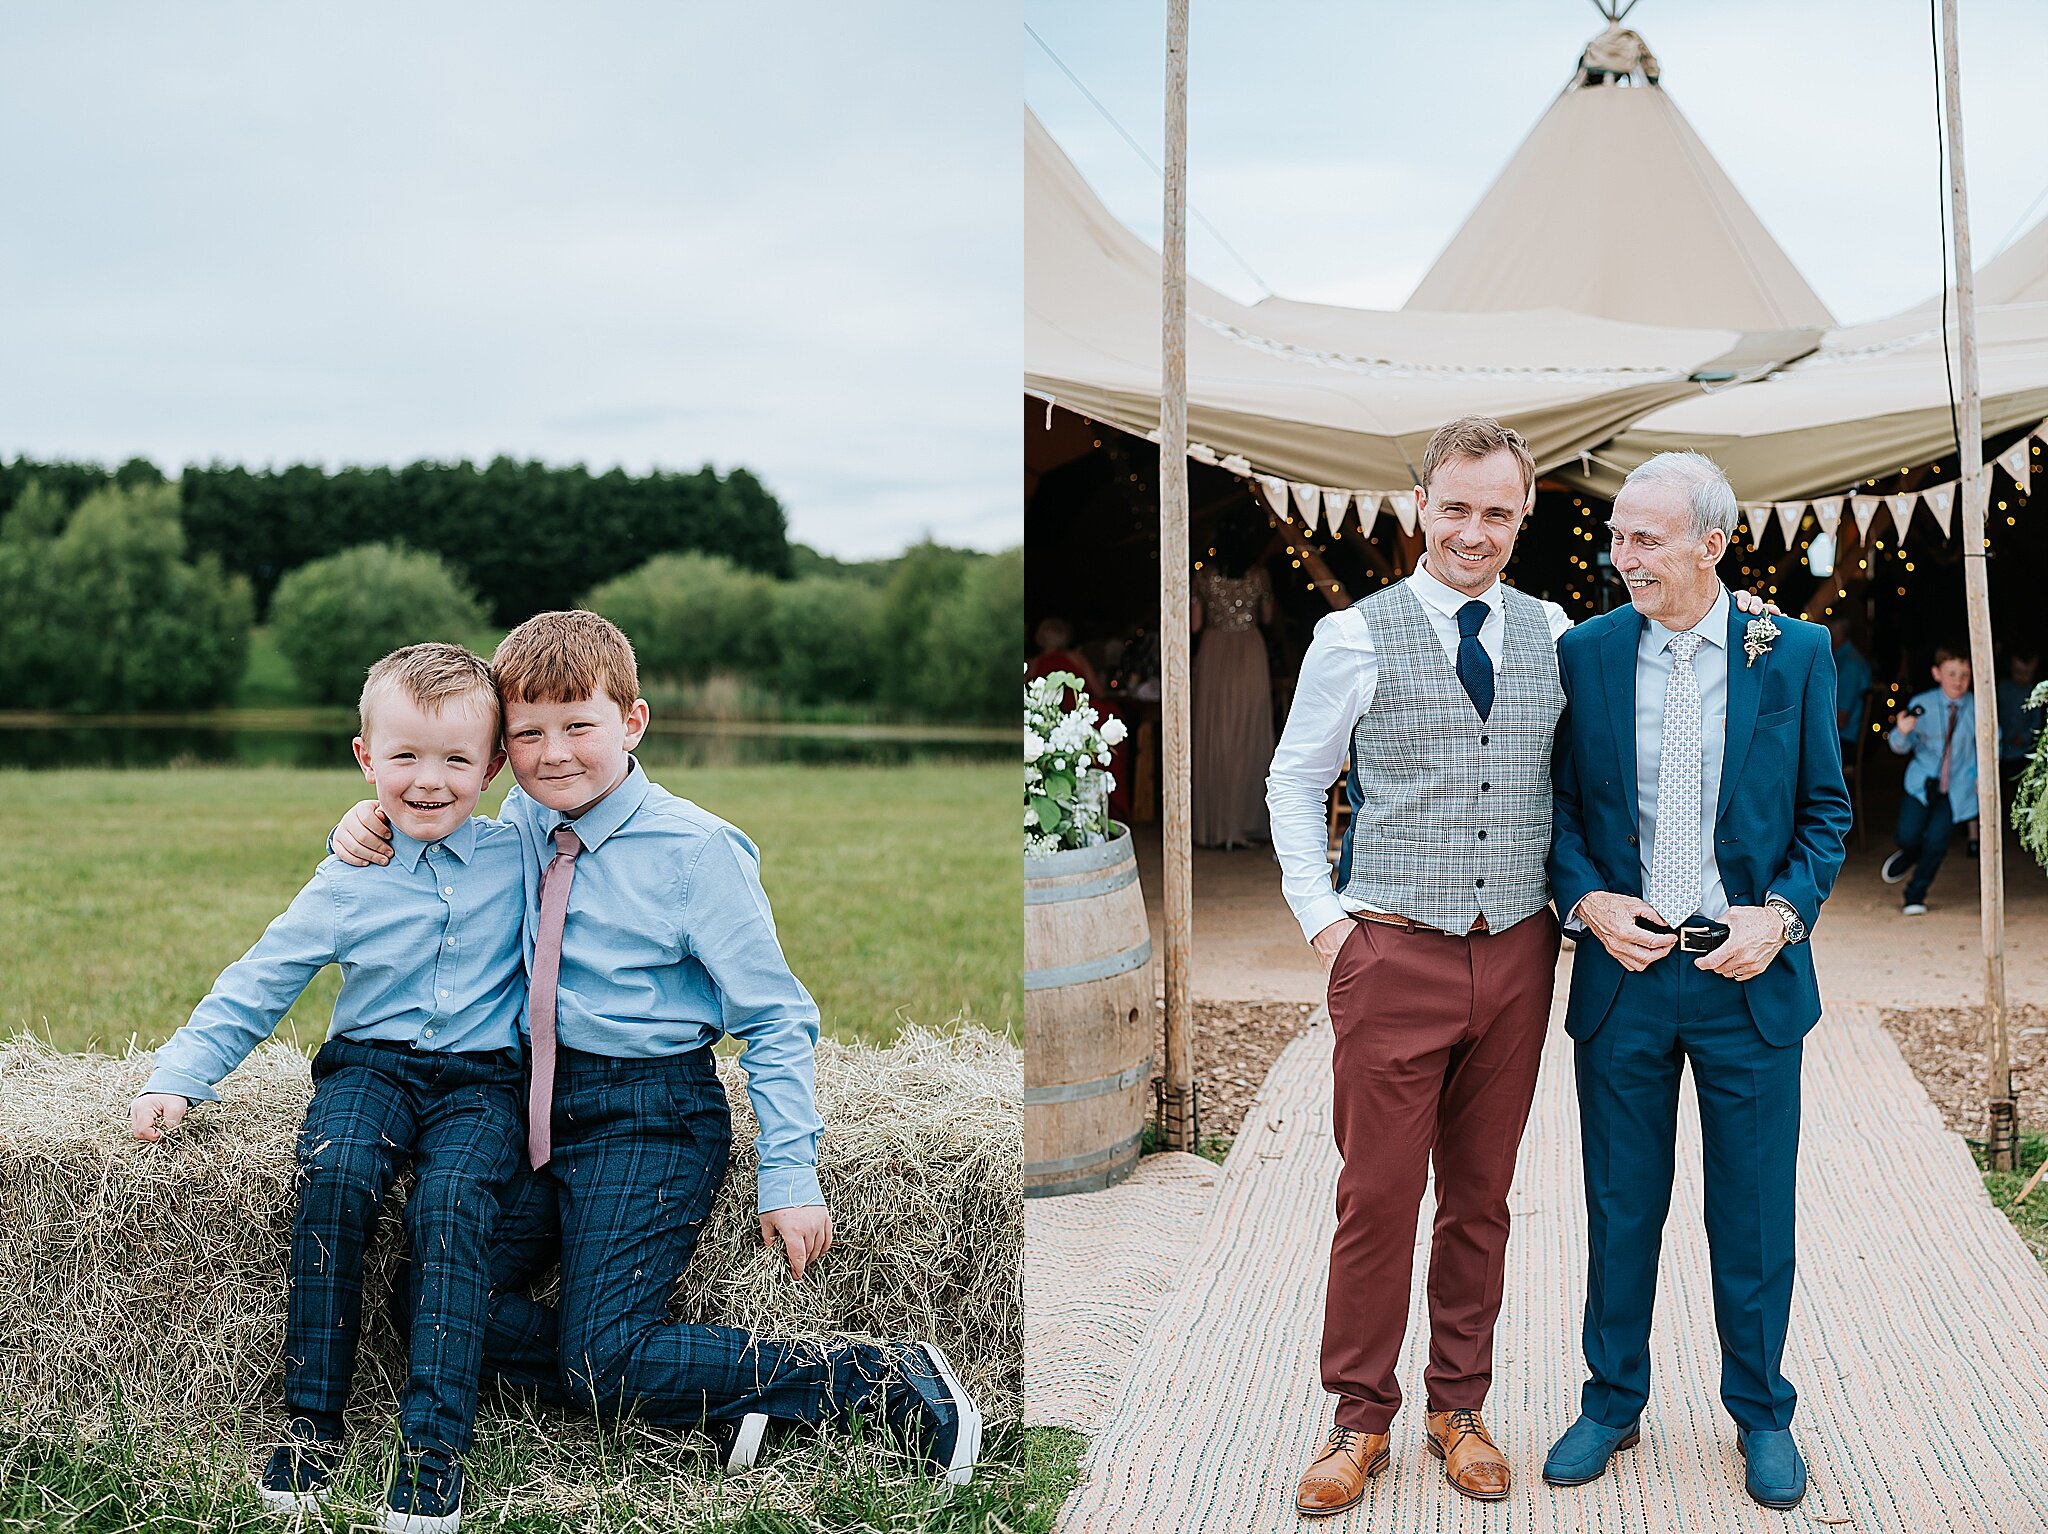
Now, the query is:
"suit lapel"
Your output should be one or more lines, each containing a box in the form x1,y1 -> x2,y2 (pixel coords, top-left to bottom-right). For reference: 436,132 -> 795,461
1718,598 -> 1762,821
1601,609 -> 1644,830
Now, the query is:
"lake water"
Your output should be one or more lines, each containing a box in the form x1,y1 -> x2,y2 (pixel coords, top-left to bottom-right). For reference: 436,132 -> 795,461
0,718 -> 1013,770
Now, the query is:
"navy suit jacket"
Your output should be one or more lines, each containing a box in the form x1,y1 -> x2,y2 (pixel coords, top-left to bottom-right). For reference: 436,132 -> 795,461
1549,599 -> 1851,1047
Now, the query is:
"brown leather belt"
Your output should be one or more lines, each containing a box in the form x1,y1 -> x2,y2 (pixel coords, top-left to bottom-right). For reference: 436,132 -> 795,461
1352,909 -> 1490,938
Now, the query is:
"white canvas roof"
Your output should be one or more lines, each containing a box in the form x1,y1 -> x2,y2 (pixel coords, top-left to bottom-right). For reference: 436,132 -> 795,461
1025,108 -> 1816,495
1404,26 -> 1834,332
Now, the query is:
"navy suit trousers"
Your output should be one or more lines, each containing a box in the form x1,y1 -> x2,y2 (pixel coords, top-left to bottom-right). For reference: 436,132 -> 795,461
478,1046 -> 899,1430
288,1035 -> 524,1453
1574,954 -> 1801,1433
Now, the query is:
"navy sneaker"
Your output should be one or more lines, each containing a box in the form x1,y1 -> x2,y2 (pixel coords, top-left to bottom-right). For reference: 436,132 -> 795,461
891,1342 -> 983,1487
1880,849 -> 1910,884
256,1421 -> 344,1513
380,1446 -> 464,1534
707,1413 -> 771,1470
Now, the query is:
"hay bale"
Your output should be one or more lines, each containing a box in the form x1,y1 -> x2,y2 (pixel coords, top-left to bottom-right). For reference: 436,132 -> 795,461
0,1026 -> 1021,1436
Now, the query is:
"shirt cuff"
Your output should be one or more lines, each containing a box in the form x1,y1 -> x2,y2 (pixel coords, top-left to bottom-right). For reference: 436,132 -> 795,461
142,1068 -> 220,1104
1296,893 -> 1351,945
757,1164 -> 825,1215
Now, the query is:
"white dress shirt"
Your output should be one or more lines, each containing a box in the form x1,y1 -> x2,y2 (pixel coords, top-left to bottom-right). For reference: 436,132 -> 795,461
1636,584 -> 1732,921
1266,561 -> 1572,942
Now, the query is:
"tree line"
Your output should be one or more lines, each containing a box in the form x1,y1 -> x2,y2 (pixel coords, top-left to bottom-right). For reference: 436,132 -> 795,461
0,455 -> 791,622
0,470 -> 1019,725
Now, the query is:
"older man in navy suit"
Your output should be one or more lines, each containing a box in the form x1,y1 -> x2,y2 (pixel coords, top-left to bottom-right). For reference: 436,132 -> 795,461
1541,452 -> 1850,1511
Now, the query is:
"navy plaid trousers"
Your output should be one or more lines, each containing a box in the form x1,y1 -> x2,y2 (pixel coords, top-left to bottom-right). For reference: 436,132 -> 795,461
287,1036 -> 523,1453
479,1046 -> 896,1428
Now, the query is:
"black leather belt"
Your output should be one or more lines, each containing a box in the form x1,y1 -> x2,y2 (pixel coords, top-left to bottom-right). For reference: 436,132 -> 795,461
1636,914 -> 1730,955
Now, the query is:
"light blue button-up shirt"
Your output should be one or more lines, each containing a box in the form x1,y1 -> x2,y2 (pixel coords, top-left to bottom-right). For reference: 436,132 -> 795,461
1889,686 -> 1978,821
1636,584 -> 1731,921
146,817 -> 528,1102
500,760 -> 826,1213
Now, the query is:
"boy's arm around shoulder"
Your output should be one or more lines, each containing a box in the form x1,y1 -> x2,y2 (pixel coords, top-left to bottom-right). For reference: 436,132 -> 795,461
133,868 -> 344,1135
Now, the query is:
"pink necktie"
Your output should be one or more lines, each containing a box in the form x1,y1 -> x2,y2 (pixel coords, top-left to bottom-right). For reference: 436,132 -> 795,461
526,826 -> 582,1169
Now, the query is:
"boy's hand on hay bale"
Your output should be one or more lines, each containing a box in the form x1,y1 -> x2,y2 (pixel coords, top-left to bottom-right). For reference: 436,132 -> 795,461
332,800 -> 394,867
761,1205 -> 833,1280
130,1093 -> 191,1142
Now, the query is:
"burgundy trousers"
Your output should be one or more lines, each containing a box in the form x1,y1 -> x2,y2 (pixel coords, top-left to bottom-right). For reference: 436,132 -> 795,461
1322,907 -> 1560,1432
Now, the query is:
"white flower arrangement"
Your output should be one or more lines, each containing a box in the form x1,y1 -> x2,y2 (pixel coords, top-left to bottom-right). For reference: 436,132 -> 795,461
1024,670 -> 1127,856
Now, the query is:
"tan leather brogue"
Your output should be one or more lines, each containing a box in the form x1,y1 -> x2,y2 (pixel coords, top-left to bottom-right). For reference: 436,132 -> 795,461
1425,1408 -> 1510,1500
1295,1423 -> 1390,1517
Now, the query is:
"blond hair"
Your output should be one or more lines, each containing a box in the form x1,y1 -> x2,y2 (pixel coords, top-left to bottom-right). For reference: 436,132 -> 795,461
358,643 -> 501,739
491,610 -> 640,716
1420,415 -> 1536,502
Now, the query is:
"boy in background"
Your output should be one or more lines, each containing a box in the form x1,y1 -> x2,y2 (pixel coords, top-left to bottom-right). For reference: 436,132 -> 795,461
132,644 -> 526,1534
1881,644 -> 1977,916
333,610 -> 980,1485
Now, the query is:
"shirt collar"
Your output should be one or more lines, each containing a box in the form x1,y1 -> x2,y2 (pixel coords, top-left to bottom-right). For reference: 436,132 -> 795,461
389,814 -> 477,872
1648,583 -> 1730,653
1409,558 -> 1501,619
555,755 -> 650,851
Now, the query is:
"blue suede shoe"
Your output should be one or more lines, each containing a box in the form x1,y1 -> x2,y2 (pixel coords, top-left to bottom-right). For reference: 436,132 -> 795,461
1542,1414 -> 1641,1486
1737,1426 -> 1807,1510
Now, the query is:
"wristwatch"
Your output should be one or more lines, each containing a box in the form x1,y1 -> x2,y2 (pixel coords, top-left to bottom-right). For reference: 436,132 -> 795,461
1763,894 -> 1808,945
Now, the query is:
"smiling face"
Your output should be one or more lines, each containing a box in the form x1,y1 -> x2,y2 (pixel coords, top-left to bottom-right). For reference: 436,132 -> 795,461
352,693 -> 503,843
503,689 -> 651,817
1415,448 -> 1531,595
1609,480 -> 1727,629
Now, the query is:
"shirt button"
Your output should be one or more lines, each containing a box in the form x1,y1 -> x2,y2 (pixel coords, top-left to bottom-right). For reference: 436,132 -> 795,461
424,1028 -> 436,1039
438,989 -> 450,999
443,886 -> 454,896
446,937 -> 457,947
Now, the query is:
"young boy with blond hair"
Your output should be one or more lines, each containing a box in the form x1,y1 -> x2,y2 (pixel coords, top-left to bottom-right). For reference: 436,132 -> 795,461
133,642 -> 527,1533
333,609 -> 981,1484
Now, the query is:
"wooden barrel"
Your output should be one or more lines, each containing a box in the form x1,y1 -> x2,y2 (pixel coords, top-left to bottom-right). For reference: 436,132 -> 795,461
1024,824 -> 1153,1196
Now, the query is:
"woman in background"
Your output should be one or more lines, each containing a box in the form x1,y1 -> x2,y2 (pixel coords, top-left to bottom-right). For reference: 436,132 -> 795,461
1191,505 -> 1276,848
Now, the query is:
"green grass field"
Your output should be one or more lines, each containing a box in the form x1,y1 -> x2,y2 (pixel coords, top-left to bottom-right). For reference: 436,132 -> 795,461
0,761 -> 1018,1052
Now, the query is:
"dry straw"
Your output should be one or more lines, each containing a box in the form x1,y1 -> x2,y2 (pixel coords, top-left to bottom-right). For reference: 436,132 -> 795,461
0,1025 -> 1021,1442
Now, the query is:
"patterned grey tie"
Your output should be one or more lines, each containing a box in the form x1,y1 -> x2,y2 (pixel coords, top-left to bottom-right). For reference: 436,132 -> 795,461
1646,631 -> 1706,925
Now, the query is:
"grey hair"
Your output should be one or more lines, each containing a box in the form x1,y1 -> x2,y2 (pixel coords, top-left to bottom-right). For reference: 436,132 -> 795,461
1620,450 -> 1739,544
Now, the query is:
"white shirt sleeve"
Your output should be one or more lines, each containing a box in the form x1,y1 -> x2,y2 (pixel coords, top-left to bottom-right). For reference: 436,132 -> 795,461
1266,609 -> 1376,942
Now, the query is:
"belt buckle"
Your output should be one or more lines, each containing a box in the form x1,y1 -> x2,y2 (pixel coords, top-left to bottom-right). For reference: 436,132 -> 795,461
1677,919 -> 1727,954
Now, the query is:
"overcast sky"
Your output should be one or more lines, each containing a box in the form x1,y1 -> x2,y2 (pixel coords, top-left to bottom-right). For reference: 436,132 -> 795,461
1026,0 -> 2048,323
0,4 -> 1016,559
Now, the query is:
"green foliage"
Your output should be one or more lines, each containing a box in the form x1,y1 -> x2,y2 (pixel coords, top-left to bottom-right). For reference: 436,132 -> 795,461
1,454 -> 794,625
268,544 -> 486,706
770,575 -> 882,704
2012,681 -> 2048,874
587,551 -> 782,683
874,542 -> 973,713
924,547 -> 1024,724
0,483 -> 252,712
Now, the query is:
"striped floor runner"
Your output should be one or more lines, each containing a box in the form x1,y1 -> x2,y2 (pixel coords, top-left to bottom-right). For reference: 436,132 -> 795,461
1025,1150 -> 1221,1432
1052,1002 -> 2048,1533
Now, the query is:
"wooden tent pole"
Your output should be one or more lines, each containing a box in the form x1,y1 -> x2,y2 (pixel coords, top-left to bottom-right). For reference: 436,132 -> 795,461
1157,0 -> 1196,1150
1940,0 -> 2015,1170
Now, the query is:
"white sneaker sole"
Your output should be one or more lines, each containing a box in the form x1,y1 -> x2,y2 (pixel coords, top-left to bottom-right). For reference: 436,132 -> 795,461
724,1413 -> 769,1470
377,1503 -> 461,1534
915,1341 -> 983,1488
255,1484 -> 328,1516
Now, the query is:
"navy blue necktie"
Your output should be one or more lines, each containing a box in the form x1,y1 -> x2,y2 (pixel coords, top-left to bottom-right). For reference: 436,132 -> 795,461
1456,599 -> 1494,720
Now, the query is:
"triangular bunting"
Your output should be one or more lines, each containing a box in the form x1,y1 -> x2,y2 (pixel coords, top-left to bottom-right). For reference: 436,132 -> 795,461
1774,501 -> 1806,548
1220,454 -> 1252,477
1810,496 -> 1844,534
1321,488 -> 1350,532
1921,482 -> 1955,536
1292,481 -> 1322,531
2000,439 -> 2032,493
1256,474 -> 1291,520
1890,493 -> 1920,539
1186,442 -> 1218,466
1388,491 -> 1418,535
1850,495 -> 1886,541
1353,492 -> 1382,539
1741,504 -> 1771,551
